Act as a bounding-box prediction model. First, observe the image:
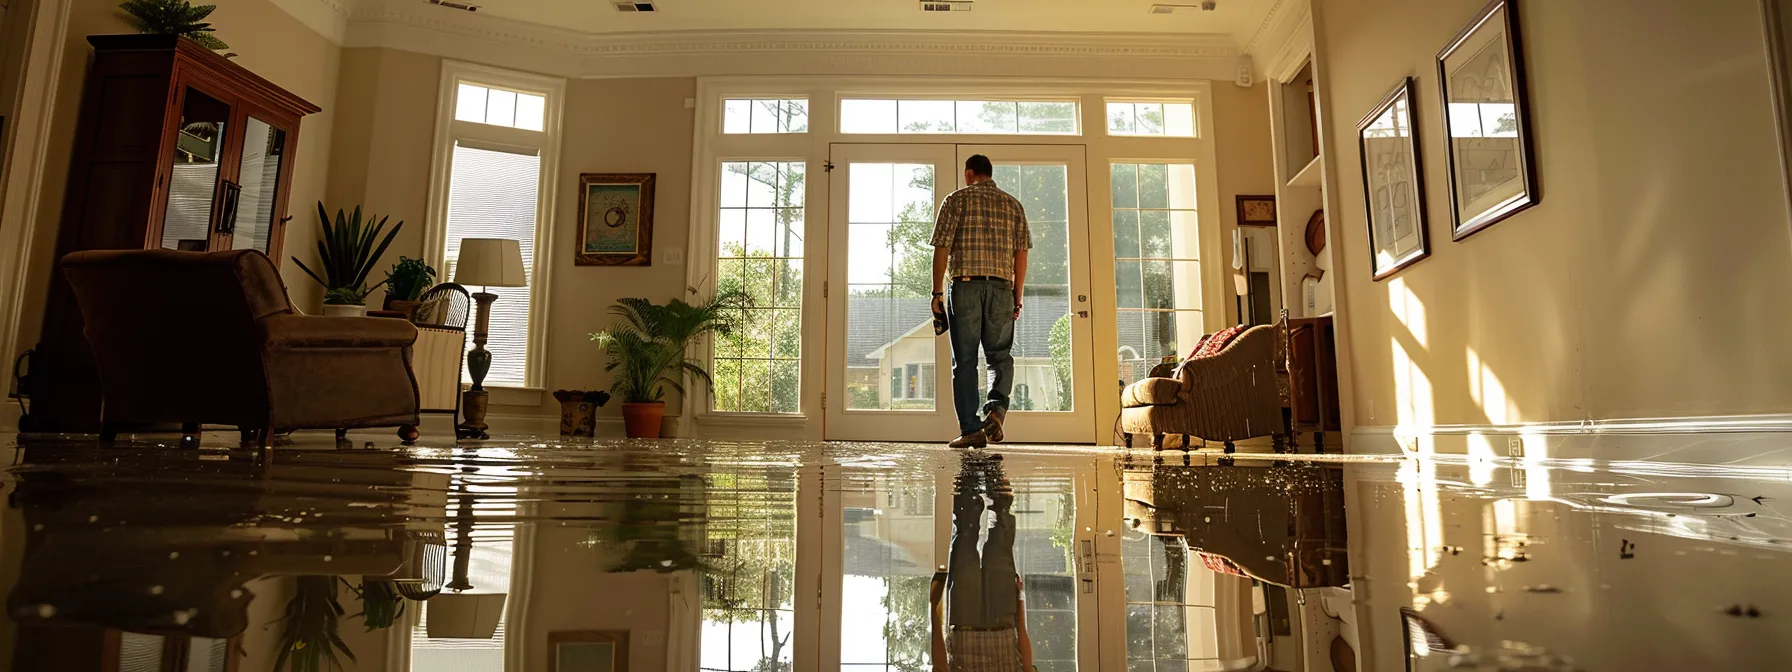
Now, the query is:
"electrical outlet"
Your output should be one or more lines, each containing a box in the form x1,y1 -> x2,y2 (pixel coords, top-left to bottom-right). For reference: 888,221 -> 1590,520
1508,436 -> 1525,459
663,247 -> 684,265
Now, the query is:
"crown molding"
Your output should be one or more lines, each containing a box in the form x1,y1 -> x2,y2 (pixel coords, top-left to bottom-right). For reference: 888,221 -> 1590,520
1241,0 -> 1312,79
265,0 -> 1244,80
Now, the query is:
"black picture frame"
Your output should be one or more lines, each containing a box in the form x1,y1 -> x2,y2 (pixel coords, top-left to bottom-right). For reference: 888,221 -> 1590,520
1437,0 -> 1539,240
1356,76 -> 1430,281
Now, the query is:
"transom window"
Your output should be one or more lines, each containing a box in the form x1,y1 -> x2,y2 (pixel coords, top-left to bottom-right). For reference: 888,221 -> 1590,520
839,99 -> 1079,135
1107,101 -> 1196,137
724,99 -> 810,134
454,82 -> 546,131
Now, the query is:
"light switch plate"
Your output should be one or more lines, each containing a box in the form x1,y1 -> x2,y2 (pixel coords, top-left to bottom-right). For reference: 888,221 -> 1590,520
643,630 -> 665,646
663,247 -> 684,265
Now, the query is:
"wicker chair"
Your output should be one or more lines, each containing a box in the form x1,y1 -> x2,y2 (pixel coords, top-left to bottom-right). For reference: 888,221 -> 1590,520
1118,324 -> 1285,452
397,283 -> 471,443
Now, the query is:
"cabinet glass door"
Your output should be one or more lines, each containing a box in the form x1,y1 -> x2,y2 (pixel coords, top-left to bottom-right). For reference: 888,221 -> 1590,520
160,87 -> 230,252
230,115 -> 288,254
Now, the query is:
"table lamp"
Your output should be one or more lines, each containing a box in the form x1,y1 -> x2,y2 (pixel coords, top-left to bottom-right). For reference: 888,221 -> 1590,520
452,237 -> 526,440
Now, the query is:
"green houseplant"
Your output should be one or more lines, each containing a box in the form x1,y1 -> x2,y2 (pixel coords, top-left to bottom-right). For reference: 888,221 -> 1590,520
591,289 -> 750,438
274,575 -> 355,672
382,256 -> 436,313
118,0 -> 229,50
292,203 -> 403,317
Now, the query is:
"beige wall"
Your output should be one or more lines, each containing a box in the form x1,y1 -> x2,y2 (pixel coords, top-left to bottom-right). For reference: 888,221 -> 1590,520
1314,0 -> 1792,428
11,0 -> 340,358
525,521 -> 674,671
1210,82 -> 1279,322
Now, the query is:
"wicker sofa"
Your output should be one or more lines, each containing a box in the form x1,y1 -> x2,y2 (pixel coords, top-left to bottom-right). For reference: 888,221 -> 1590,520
1118,324 -> 1284,452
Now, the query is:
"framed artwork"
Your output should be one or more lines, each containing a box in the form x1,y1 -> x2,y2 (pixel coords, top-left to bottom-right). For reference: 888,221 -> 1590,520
1437,0 -> 1538,239
1236,194 -> 1277,226
576,173 -> 655,266
548,630 -> 629,672
1356,77 -> 1430,280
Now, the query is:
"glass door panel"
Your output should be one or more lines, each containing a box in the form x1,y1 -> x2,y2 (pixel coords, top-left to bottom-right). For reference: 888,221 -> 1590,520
955,145 -> 1096,443
229,115 -> 288,254
160,87 -> 230,251
837,469 -> 942,671
824,144 -> 961,441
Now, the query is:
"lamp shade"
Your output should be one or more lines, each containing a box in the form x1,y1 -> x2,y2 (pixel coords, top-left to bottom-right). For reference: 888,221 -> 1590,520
453,238 -> 527,287
426,592 -> 508,639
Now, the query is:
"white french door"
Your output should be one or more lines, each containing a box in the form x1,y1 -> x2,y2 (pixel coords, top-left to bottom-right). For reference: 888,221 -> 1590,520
823,143 -> 1096,443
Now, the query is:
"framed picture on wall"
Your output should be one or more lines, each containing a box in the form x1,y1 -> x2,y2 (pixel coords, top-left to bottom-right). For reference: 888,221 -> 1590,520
1437,0 -> 1539,239
576,173 -> 655,266
548,630 -> 630,672
1356,76 -> 1430,280
1236,194 -> 1277,226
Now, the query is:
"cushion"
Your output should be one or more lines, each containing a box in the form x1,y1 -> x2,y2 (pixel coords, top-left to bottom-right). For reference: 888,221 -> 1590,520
1191,325 -> 1247,360
1120,377 -> 1183,408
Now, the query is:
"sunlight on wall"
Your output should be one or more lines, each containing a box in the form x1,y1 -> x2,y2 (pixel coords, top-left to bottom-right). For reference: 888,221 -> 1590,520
1390,340 -> 1435,431
1520,432 -> 1552,501
1388,277 -> 1427,350
1396,454 -> 1446,606
1465,348 -> 1515,425
1466,433 -> 1497,487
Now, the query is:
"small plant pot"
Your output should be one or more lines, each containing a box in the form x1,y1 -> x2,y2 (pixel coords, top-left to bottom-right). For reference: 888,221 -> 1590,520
559,400 -> 599,437
321,303 -> 367,318
386,299 -> 421,319
621,402 -> 665,439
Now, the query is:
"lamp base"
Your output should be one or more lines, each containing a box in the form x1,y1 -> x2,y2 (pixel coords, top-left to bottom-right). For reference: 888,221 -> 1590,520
457,389 -> 490,440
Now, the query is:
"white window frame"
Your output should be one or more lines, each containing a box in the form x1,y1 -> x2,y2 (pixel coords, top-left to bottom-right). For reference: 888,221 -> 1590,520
1103,97 -> 1200,138
424,61 -> 566,395
836,96 -> 1083,136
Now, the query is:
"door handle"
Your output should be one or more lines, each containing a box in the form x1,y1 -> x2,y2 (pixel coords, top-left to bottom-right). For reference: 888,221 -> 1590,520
1077,310 -> 1090,318
216,180 -> 241,234
1077,294 -> 1088,302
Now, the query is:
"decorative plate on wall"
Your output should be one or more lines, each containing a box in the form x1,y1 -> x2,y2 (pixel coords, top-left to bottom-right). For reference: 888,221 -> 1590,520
1304,209 -> 1326,257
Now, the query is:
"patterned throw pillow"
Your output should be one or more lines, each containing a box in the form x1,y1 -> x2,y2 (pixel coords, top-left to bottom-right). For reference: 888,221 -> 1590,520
1191,325 -> 1247,360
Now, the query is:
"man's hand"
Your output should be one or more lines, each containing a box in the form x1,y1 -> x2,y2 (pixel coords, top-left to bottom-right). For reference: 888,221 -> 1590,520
930,572 -> 948,606
931,295 -> 948,336
1012,289 -> 1023,320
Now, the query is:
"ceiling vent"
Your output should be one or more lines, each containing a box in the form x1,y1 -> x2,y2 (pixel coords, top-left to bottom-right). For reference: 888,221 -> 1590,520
1150,2 -> 1215,13
613,1 -> 656,11
425,0 -> 480,11
921,1 -> 972,12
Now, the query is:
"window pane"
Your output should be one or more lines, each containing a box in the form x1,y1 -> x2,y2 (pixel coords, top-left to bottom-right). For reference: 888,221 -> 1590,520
779,99 -> 810,132
898,99 -> 955,133
723,98 -> 809,134
1113,210 -> 1141,259
843,98 -> 1078,135
1113,162 -> 1201,387
1112,163 -> 1140,209
1138,164 -> 1169,209
1109,101 -> 1197,137
841,99 -> 896,134
446,144 -> 541,387
515,93 -> 546,131
844,161 -> 935,411
723,99 -> 751,134
750,99 -> 779,134
716,161 -> 805,413
485,88 -> 517,128
840,475 -> 936,666
412,490 -> 516,671
456,83 -> 488,123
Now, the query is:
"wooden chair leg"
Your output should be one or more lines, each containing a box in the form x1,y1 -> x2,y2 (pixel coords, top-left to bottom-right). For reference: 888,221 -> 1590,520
1313,432 -> 1326,454
1151,433 -> 1165,450
334,428 -> 348,440
239,427 -> 262,448
1223,440 -> 1237,454
1273,433 -> 1287,454
1181,434 -> 1192,451
179,422 -> 200,448
1123,433 -> 1133,449
98,423 -> 118,443
258,425 -> 275,450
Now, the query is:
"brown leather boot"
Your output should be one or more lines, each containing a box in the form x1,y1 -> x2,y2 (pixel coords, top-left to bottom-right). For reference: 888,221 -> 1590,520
948,430 -> 988,449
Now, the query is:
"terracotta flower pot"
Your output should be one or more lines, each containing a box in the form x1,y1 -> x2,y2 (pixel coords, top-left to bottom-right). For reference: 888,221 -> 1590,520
621,402 -> 665,439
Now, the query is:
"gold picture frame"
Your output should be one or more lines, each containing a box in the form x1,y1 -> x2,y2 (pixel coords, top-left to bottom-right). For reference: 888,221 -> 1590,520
548,630 -> 629,672
576,173 -> 655,266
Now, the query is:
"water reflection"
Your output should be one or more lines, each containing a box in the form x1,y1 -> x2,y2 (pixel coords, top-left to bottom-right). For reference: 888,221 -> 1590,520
2,437 -> 1792,670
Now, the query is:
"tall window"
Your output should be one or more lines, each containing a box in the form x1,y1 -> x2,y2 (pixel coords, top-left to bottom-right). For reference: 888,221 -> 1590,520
1112,163 -> 1202,385
714,161 -> 805,413
432,70 -> 562,388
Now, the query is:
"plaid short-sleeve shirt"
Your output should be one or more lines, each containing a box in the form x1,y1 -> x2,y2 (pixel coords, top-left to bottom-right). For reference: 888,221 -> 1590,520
946,628 -> 1025,672
930,180 -> 1032,281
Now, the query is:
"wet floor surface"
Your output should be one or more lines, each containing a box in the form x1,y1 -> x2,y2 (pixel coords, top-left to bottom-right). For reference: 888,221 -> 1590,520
0,434 -> 1788,670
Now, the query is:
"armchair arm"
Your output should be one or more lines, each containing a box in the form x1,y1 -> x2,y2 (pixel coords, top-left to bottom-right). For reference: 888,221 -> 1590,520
261,313 -> 419,349
1173,326 -> 1278,400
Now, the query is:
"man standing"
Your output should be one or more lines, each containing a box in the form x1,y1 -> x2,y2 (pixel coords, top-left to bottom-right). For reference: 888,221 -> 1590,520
931,155 -> 1031,449
930,453 -> 1035,672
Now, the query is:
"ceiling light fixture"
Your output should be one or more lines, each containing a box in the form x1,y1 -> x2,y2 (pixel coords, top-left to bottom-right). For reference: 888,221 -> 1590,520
921,1 -> 972,12
613,1 -> 657,11
426,0 -> 480,12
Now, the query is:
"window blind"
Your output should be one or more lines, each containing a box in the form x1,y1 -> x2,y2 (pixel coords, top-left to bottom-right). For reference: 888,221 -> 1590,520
445,141 -> 541,387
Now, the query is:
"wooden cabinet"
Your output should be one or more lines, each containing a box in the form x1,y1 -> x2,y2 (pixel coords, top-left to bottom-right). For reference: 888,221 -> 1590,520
1287,315 -> 1342,448
24,35 -> 319,432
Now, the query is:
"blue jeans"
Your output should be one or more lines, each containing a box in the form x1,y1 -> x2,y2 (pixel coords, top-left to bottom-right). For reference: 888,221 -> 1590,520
948,483 -> 1018,628
947,278 -> 1015,436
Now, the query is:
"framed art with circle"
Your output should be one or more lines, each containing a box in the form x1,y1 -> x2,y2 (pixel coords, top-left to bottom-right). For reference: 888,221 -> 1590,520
576,173 -> 655,266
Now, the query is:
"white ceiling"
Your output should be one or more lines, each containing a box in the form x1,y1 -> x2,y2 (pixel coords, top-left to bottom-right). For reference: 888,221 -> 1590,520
427,0 -> 1267,37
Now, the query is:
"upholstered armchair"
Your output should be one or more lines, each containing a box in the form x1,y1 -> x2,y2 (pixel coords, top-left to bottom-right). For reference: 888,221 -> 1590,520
61,249 -> 421,447
1117,324 -> 1284,452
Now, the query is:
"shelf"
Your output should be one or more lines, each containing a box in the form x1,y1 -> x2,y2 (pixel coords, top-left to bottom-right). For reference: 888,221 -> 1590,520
1287,154 -> 1324,188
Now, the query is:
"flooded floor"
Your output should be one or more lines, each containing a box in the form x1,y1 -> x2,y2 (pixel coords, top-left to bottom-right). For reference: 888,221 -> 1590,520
0,433 -> 1787,671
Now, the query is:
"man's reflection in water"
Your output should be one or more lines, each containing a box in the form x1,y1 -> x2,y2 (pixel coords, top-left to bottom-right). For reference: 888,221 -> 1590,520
930,452 -> 1035,672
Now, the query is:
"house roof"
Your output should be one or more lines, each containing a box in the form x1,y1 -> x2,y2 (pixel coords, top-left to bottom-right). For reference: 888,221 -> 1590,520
845,295 -> 1074,367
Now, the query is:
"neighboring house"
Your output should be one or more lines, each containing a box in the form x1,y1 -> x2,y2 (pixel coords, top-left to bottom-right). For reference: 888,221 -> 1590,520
846,295 -> 1073,411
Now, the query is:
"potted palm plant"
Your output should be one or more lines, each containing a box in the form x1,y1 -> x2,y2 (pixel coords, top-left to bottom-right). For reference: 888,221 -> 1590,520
292,203 -> 403,317
591,290 -> 750,438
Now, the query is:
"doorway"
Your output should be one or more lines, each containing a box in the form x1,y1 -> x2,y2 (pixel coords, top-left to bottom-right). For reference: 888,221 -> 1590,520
822,143 -> 1096,443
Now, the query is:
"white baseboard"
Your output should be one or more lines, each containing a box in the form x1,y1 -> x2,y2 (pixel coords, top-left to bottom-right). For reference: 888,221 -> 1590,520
1351,413 -> 1792,467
